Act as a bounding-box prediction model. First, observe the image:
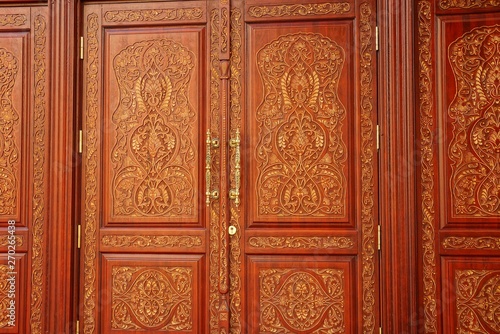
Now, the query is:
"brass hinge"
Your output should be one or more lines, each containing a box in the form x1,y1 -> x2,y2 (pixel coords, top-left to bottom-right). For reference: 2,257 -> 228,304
78,130 -> 83,154
76,320 -> 80,334
377,225 -> 381,251
77,225 -> 81,249
375,26 -> 379,51
379,327 -> 382,334
376,125 -> 380,151
80,36 -> 84,60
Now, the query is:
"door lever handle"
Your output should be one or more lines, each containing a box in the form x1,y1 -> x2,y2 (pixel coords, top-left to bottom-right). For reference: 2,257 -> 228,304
206,129 -> 220,205
229,129 -> 241,206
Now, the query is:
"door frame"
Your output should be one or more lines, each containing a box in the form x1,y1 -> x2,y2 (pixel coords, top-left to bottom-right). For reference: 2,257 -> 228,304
44,0 -> 419,333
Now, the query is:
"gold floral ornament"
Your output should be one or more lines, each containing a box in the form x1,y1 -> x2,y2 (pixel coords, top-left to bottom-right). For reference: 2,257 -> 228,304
448,25 -> 500,217
0,48 -> 19,216
111,39 -> 196,217
256,33 -> 347,217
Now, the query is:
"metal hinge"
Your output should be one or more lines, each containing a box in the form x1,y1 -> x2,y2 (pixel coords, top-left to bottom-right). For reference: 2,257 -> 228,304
376,125 -> 380,151
80,36 -> 84,60
77,225 -> 81,249
379,327 -> 382,334
378,225 -> 381,251
78,130 -> 83,154
76,320 -> 80,334
375,26 -> 379,51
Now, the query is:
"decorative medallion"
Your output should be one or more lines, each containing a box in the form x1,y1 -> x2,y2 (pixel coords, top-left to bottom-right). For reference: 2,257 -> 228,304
0,14 -> 26,26
449,25 -> 500,217
112,266 -> 193,330
0,47 -> 19,217
456,270 -> 500,333
260,268 -> 345,333
111,39 -> 196,218
255,33 -> 347,217
101,235 -> 202,248
439,0 -> 500,9
443,237 -> 500,249
248,2 -> 351,18
104,8 -> 203,22
249,236 -> 354,249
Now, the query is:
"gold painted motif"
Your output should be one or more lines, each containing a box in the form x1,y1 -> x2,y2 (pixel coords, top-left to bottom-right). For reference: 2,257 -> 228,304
249,236 -> 354,249
439,0 -> 500,9
443,237 -> 500,249
449,25 -> 500,217
111,39 -> 196,218
0,47 -> 19,216
260,268 -> 345,333
112,266 -> 193,330
418,0 -> 438,331
104,8 -> 203,22
31,15 -> 47,334
0,14 -> 26,26
101,235 -> 202,248
0,235 -> 22,247
256,33 -> 347,217
0,265 -> 12,328
456,270 -> 500,333
248,2 -> 350,17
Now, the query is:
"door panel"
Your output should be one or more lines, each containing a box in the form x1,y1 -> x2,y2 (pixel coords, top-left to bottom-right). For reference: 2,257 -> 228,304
0,7 -> 49,334
415,1 -> 500,333
228,0 -> 379,332
81,2 -> 213,333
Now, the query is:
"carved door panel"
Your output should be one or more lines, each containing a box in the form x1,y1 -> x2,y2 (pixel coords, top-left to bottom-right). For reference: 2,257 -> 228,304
0,7 -> 49,334
80,2 -> 217,333
227,0 -> 379,332
415,2 -> 500,333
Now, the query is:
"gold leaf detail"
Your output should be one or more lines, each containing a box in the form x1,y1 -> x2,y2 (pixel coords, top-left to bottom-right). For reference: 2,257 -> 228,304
439,0 -> 500,9
101,235 -> 202,248
443,237 -> 500,249
0,14 -> 26,26
104,8 -> 203,22
248,2 -> 350,17
249,236 -> 354,249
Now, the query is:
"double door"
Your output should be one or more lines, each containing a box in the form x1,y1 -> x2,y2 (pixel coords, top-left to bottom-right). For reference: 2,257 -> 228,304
79,0 -> 379,332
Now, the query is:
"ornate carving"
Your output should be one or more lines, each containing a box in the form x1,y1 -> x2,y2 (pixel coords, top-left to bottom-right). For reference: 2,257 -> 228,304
418,0 -> 438,332
0,47 -> 19,216
249,236 -> 354,249
0,265 -> 12,328
83,13 -> 99,334
456,270 -> 500,333
112,266 -> 193,330
443,236 -> 500,249
448,25 -> 500,217
104,8 -> 203,22
248,2 -> 351,18
260,268 -> 345,333
0,235 -> 22,247
111,39 -> 196,218
102,235 -> 202,248
30,15 -> 47,334
255,33 -> 347,217
0,14 -> 26,26
439,0 -> 500,9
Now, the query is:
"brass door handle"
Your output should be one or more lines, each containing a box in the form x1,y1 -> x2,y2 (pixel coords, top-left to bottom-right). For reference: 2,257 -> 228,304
229,129 -> 240,206
206,129 -> 220,205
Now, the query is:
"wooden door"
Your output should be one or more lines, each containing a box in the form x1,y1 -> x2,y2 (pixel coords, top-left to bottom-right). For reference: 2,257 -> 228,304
415,1 -> 500,333
80,0 -> 379,333
227,0 -> 379,332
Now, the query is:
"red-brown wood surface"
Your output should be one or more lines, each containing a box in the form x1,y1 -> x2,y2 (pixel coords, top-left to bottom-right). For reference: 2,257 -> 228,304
415,2 -> 500,333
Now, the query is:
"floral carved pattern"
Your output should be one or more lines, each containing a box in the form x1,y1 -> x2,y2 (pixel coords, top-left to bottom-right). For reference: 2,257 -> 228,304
0,235 -> 22,247
449,25 -> 500,217
0,265 -> 13,328
111,39 -> 196,218
443,237 -> 500,249
0,14 -> 26,26
249,236 -> 354,249
101,235 -> 202,248
456,270 -> 500,333
0,48 -> 19,216
248,3 -> 350,18
260,268 -> 345,333
439,0 -> 500,9
256,33 -> 347,217
104,8 -> 203,22
112,267 -> 192,331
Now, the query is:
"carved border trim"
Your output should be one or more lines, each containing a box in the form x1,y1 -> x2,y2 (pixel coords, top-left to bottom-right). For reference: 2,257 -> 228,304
360,3 -> 376,332
443,237 -> 500,249
0,235 -> 23,247
439,0 -> 500,9
248,236 -> 355,249
248,2 -> 351,17
101,235 -> 202,248
0,14 -> 27,26
418,0 -> 438,332
104,8 -> 203,22
30,14 -> 47,334
83,12 -> 99,334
